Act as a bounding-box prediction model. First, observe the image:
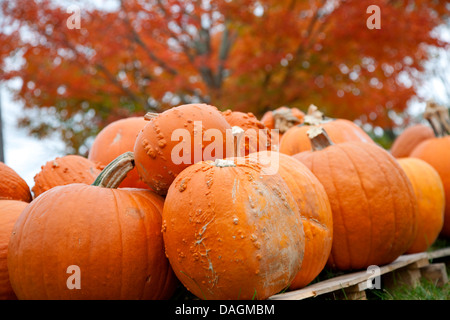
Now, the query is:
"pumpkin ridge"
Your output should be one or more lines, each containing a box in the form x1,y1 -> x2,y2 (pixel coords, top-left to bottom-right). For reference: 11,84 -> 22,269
110,189 -> 125,300
128,191 -> 150,300
339,144 -> 374,269
326,148 -> 352,270
382,150 -> 418,250
362,145 -> 400,262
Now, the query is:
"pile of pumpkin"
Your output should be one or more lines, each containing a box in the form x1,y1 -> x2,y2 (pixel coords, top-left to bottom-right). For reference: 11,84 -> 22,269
1,102 -> 449,300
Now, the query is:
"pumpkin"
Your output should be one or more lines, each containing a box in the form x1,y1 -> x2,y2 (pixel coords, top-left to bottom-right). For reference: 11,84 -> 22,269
8,152 -> 178,299
410,102 -> 450,237
279,105 -> 374,155
32,155 -> 101,197
88,116 -> 149,189
390,124 -> 435,158
248,151 -> 332,289
134,103 -> 231,195
0,162 -> 32,202
293,127 -> 418,271
162,157 -> 305,300
397,158 -> 445,253
0,200 -> 28,300
260,106 -> 305,135
222,110 -> 276,155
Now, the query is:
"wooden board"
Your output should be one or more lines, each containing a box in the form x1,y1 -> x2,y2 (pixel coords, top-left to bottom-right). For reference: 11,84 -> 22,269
268,247 -> 450,300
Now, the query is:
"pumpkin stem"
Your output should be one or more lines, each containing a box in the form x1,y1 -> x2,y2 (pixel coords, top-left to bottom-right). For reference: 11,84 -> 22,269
424,101 -> 450,138
307,126 -> 334,151
92,152 -> 135,188
144,112 -> 159,121
303,104 -> 324,126
272,107 -> 301,133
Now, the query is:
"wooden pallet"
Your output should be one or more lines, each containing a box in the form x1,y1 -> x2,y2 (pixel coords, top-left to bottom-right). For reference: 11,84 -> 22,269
269,247 -> 450,300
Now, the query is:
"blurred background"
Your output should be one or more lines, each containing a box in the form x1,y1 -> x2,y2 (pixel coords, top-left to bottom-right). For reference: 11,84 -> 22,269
0,0 -> 449,186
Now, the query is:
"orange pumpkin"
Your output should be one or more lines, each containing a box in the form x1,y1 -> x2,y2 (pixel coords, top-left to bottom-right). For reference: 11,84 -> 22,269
390,124 -> 434,158
261,106 -> 305,135
248,151 -> 332,289
0,200 -> 28,300
280,105 -> 374,155
293,127 -> 417,271
0,162 -> 32,202
410,102 -> 450,237
134,104 -> 231,195
397,158 -> 445,253
162,157 -> 305,300
222,110 -> 275,156
88,116 -> 149,189
8,153 -> 178,299
32,155 -> 101,197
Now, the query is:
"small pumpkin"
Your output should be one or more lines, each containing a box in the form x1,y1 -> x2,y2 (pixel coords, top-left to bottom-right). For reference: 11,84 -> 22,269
279,105 -> 374,155
410,102 -> 450,237
248,151 -> 332,289
0,162 -> 32,202
162,157 -> 305,300
134,104 -> 231,195
0,200 -> 28,300
8,152 -> 178,300
390,124 -> 434,158
32,155 -> 101,197
88,116 -> 149,189
397,158 -> 445,253
261,106 -> 305,135
293,127 -> 417,271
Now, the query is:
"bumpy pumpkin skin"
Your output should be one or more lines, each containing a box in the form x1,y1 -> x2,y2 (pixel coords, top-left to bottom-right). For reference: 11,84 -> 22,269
248,151 -> 332,289
32,155 -> 101,197
0,162 -> 32,202
280,119 -> 374,155
134,104 -> 231,195
222,110 -> 275,155
162,158 -> 305,300
8,184 -> 178,300
410,136 -> 450,237
397,158 -> 445,253
88,117 -> 149,189
390,124 -> 434,158
0,200 -> 28,300
294,141 -> 418,271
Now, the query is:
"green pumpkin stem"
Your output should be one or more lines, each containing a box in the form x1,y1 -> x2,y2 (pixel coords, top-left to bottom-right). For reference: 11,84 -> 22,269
424,101 -> 450,138
92,152 -> 135,188
307,126 -> 334,151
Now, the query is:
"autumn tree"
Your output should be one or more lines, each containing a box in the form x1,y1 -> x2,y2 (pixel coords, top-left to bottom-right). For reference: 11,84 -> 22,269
0,0 -> 448,154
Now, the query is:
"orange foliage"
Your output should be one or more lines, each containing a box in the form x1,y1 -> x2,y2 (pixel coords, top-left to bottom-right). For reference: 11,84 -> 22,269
0,0 -> 448,153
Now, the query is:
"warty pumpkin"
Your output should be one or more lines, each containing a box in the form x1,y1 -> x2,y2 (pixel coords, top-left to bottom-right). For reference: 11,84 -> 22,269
293,127 -> 418,271
0,200 -> 28,300
222,110 -> 275,155
0,162 -> 32,202
410,102 -> 450,237
248,151 -> 332,289
390,124 -> 434,158
279,105 -> 374,155
134,103 -> 232,195
397,158 -> 445,253
8,152 -> 178,300
88,116 -> 149,189
162,157 -> 305,300
32,155 -> 101,197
